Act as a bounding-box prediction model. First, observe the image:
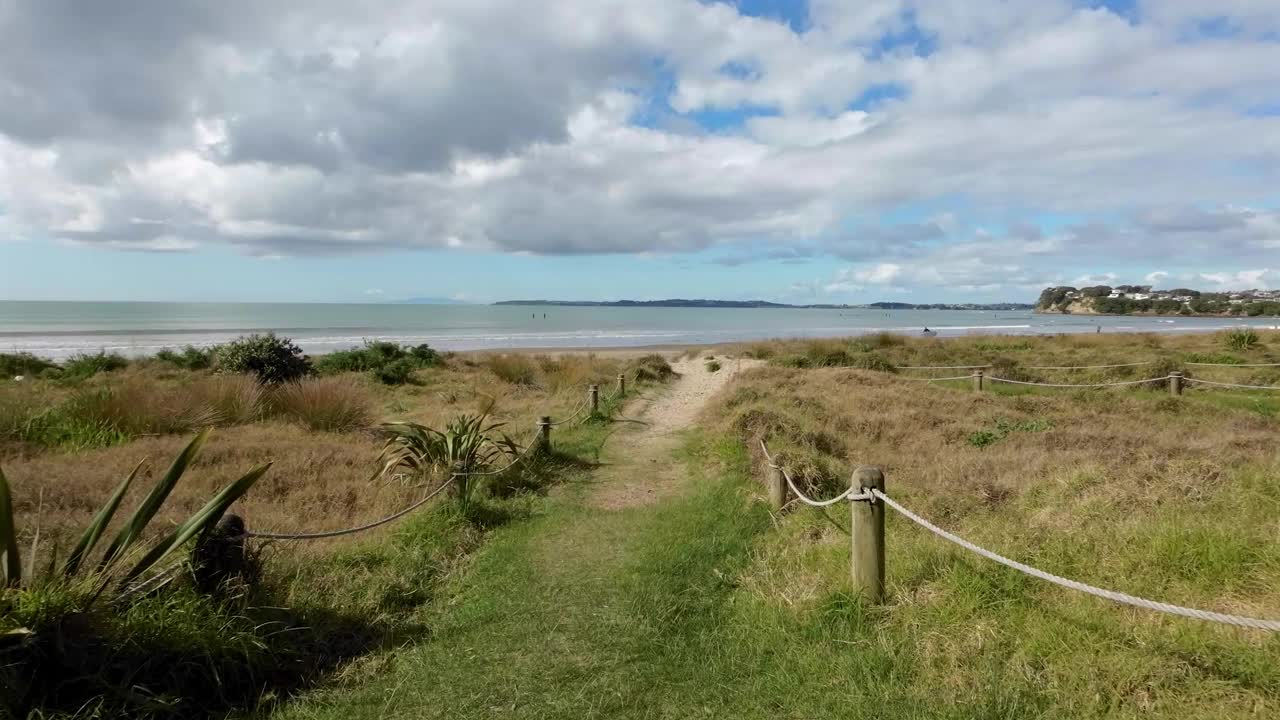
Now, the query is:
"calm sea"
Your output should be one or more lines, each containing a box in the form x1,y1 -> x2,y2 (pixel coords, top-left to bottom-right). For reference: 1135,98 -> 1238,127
1,301 -> 1277,359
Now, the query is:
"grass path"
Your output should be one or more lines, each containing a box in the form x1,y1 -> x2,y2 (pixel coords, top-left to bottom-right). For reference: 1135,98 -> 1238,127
270,359 -> 1027,719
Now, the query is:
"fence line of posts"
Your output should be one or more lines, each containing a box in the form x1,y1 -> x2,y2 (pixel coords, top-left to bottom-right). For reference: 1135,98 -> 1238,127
759,439 -> 1280,631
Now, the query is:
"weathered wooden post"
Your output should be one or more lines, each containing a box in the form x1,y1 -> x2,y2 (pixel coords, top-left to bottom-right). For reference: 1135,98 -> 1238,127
617,374 -> 626,397
973,369 -> 985,392
1170,371 -> 1183,396
538,416 -> 552,452
767,462 -> 788,510
589,384 -> 600,415
851,466 -> 885,603
192,514 -> 247,593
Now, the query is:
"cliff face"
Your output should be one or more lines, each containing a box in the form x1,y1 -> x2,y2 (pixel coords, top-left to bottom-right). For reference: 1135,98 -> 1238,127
1035,300 -> 1099,315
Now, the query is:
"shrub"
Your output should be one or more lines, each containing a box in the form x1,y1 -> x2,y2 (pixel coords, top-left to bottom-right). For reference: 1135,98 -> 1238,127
155,345 -> 216,370
485,354 -> 540,386
1145,358 -> 1190,389
849,353 -> 897,373
1225,327 -> 1261,352
373,358 -> 416,385
187,374 -> 264,424
378,408 -> 518,513
868,331 -> 905,348
988,357 -> 1038,383
631,354 -> 676,382
705,360 -> 722,373
774,354 -> 811,369
315,341 -> 443,379
271,377 -> 372,432
0,352 -> 58,379
62,351 -> 129,379
216,334 -> 311,384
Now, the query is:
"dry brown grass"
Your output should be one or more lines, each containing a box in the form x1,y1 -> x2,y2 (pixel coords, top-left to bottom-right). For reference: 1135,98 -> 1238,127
2,352 -> 651,555
271,376 -> 374,432
710,355 -> 1280,715
715,365 -> 1279,518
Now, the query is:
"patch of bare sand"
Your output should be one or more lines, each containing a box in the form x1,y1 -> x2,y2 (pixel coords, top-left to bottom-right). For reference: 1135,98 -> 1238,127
590,355 -> 762,510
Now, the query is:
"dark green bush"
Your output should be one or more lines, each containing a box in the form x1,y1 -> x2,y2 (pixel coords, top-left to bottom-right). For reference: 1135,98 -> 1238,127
155,345 -> 216,370
62,351 -> 129,379
315,341 -> 441,384
0,352 -> 58,378
216,334 -> 311,384
373,358 -> 416,385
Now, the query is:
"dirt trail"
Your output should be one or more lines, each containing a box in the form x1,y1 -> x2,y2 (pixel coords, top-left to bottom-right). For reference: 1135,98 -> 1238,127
590,355 -> 760,509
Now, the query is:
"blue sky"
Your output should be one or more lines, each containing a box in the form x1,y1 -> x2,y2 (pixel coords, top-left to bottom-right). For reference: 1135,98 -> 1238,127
3,0 -> 1280,304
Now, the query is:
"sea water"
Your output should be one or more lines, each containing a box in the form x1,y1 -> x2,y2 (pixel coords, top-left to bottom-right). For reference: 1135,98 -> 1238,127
1,301 -> 1276,359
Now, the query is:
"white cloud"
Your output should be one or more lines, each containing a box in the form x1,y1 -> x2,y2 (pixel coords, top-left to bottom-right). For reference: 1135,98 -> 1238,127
1144,271 -> 1170,285
1,0 -> 1279,292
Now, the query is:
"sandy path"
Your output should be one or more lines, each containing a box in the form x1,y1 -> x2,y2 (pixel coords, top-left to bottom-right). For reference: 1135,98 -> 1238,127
590,355 -> 761,509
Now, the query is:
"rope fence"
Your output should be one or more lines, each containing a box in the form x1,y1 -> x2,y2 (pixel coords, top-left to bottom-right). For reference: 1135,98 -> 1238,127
757,440 -> 1280,631
985,376 -> 1169,389
894,370 -> 1280,393
239,374 -> 636,542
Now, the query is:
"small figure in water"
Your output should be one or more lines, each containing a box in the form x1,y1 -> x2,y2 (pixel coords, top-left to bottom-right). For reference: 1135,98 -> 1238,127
1096,325 -> 1101,334
922,327 -> 936,337
543,313 -> 547,319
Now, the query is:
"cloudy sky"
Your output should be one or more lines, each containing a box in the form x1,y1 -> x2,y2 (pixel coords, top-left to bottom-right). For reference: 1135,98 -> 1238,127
2,0 -> 1279,304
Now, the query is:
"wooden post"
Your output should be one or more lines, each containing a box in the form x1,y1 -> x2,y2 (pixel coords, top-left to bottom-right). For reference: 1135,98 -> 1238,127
851,466 -> 885,603
1170,371 -> 1183,396
191,514 -> 247,593
617,374 -> 626,397
589,384 -> 600,415
973,370 -> 984,392
538,416 -> 552,452
767,462 -> 787,510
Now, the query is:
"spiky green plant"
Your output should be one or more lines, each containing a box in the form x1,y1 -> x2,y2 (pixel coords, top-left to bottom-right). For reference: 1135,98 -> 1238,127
1225,327 -> 1261,352
0,429 -> 270,597
377,408 -> 517,512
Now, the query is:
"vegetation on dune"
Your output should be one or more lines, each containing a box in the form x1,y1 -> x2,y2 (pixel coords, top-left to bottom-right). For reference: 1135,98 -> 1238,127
1,337 -> 676,718
0,352 -> 59,379
314,340 -> 442,385
271,376 -> 374,432
216,333 -> 312,384
155,344 -> 217,370
62,351 -> 130,380
378,407 -> 520,513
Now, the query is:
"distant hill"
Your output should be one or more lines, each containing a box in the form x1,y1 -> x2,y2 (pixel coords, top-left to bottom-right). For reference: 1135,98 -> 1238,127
398,297 -> 473,305
495,299 -> 1034,310
1036,285 -> 1280,317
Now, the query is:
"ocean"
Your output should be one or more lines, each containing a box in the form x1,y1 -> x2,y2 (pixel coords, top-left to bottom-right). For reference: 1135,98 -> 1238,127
1,301 -> 1278,360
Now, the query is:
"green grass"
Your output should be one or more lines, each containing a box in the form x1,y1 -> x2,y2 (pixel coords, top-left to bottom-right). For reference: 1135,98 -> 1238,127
265,420 -> 1280,719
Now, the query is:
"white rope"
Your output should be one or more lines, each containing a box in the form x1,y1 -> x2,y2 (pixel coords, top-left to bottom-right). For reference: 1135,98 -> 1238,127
760,440 -> 858,507
1183,378 -> 1280,391
900,374 -> 977,382
780,465 -> 855,507
873,490 -> 1280,631
897,364 -> 991,370
986,376 -> 1169,388
548,398 -> 592,426
1186,361 -> 1280,367
247,475 -> 458,540
1025,361 -> 1154,370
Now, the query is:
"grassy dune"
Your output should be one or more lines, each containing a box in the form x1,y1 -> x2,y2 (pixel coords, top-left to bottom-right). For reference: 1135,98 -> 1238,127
0,348 -> 668,717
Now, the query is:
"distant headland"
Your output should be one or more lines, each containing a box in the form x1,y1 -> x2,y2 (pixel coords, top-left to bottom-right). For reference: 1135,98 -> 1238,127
494,299 -> 1034,311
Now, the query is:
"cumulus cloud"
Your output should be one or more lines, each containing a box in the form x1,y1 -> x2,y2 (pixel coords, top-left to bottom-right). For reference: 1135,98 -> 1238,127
2,0 -> 1280,287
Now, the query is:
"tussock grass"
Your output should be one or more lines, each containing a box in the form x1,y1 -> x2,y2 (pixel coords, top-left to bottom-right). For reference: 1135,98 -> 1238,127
271,376 -> 373,432
61,351 -> 129,379
707,359 -> 1280,716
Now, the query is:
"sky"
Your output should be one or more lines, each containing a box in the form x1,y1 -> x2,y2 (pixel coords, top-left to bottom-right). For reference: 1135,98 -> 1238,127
2,0 -> 1280,304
